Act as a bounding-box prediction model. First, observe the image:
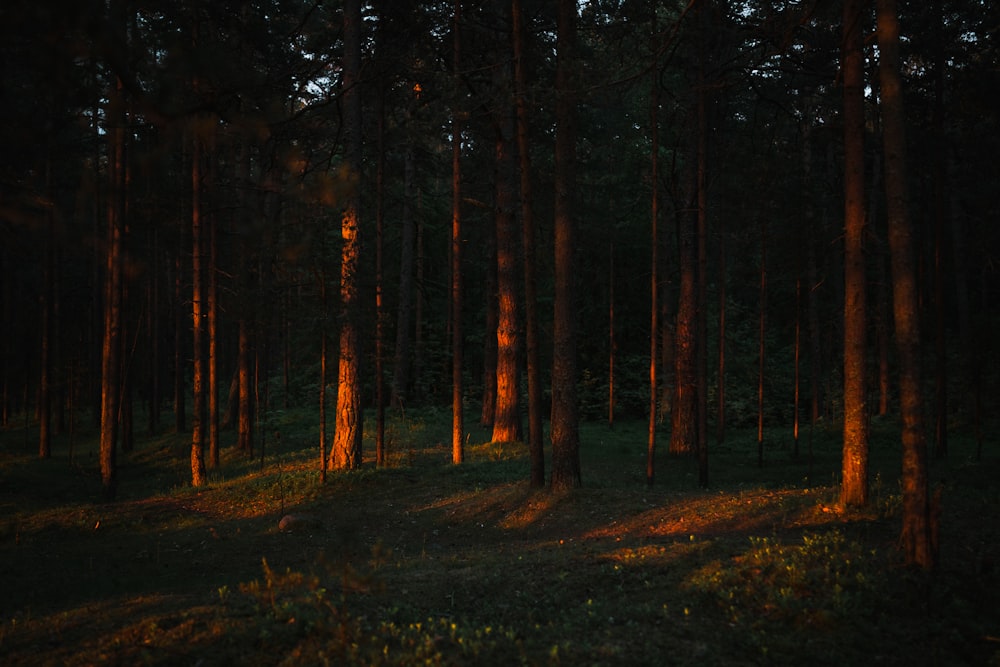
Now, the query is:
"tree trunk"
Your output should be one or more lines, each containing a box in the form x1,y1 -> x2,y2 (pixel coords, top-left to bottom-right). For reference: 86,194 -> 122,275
237,317 -> 253,454
330,0 -> 364,471
670,118 -> 698,458
99,70 -> 126,501
647,7 -> 659,486
513,0 -> 543,485
877,0 -> 936,570
491,12 -> 522,445
840,0 -> 869,508
208,160 -> 220,469
190,119 -> 207,488
451,0 -> 465,465
39,153 -> 54,459
757,217 -> 767,468
550,0 -> 581,492
695,12 -> 709,488
375,53 -> 387,466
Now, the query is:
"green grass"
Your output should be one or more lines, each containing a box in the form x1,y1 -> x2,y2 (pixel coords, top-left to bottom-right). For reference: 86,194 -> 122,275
1,409 -> 998,665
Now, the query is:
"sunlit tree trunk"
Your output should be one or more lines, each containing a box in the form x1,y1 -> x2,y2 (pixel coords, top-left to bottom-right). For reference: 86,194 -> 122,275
451,0 -> 465,465
513,0 -> 543,485
190,120 -> 207,487
491,5 -> 522,445
99,69 -> 126,501
550,0 -> 580,491
877,0 -> 936,570
647,6 -> 659,486
841,0 -> 868,507
330,0 -> 364,471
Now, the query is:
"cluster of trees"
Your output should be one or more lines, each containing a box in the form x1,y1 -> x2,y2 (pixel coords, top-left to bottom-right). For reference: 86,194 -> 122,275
2,0 -> 998,570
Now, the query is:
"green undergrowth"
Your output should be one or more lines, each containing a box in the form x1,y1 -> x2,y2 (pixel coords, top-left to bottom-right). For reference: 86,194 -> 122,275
1,409 -> 998,665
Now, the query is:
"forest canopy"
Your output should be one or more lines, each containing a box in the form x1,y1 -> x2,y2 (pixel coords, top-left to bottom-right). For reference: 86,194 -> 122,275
1,0 -> 997,508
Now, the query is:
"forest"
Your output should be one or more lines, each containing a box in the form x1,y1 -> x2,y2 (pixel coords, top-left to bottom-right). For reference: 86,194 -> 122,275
2,0 -> 999,664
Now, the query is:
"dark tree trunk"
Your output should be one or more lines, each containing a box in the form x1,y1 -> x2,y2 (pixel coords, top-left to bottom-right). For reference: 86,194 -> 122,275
840,0 -> 869,508
451,0 -> 465,465
99,69 -> 126,501
550,0 -> 581,492
513,0 -> 543,486
877,0 -> 936,570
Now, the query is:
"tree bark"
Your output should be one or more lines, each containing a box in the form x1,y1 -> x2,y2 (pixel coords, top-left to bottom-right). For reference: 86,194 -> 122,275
513,0 -> 543,486
330,0 -> 365,471
190,119 -> 207,488
451,0 -> 465,465
550,0 -> 581,492
491,7 -> 522,446
877,0 -> 936,570
647,6 -> 659,486
99,69 -> 126,501
840,0 -> 869,507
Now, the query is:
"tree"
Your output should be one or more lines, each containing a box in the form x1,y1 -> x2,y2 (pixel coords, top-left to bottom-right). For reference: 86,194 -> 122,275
190,118 -> 208,488
330,0 -> 365,471
840,0 -> 868,508
99,68 -> 126,501
513,0 -> 544,487
450,0 -> 465,466
490,1 -> 522,446
876,0 -> 936,569
550,0 -> 581,492
647,5 -> 660,487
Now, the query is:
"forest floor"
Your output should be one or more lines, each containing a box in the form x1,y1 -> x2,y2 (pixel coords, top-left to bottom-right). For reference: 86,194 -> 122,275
1,410 -> 998,666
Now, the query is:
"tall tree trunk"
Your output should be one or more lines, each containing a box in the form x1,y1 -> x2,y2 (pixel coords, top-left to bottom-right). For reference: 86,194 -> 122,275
39,153 -> 54,459
877,0 -> 936,570
513,0 -> 543,486
716,201 -> 726,446
190,119 -> 207,488
208,151 -> 220,469
330,0 -> 364,471
451,0 -> 465,465
695,12 -> 709,488
174,217 -> 187,434
99,70 -> 126,501
647,7 -> 659,486
757,217 -> 767,468
148,226 -> 161,435
491,10 -> 522,445
375,50 -> 387,466
237,317 -> 253,454
841,0 -> 869,507
550,0 -> 580,491
319,274 -> 328,482
481,222 -> 498,428
670,121 -> 698,457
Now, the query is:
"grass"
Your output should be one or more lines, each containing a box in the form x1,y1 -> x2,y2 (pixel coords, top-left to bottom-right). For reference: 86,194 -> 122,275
1,409 -> 998,665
